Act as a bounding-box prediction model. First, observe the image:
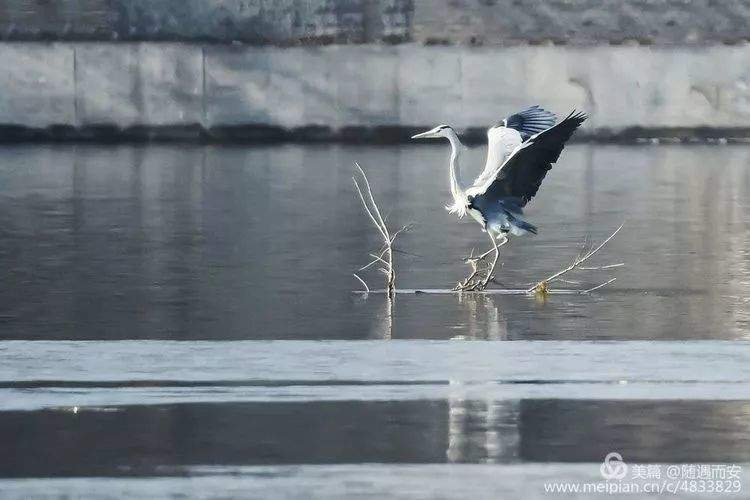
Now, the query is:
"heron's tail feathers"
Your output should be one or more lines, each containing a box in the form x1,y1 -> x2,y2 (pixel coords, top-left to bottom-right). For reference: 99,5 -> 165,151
507,213 -> 537,236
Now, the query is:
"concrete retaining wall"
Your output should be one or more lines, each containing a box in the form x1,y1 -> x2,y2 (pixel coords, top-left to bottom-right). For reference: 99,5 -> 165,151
3,42 -> 750,142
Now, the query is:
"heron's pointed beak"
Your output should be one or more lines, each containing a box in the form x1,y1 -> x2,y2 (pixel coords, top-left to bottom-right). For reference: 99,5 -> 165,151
411,130 -> 436,139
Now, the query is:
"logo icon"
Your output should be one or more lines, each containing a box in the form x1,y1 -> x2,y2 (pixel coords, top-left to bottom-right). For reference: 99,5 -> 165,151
600,452 -> 628,480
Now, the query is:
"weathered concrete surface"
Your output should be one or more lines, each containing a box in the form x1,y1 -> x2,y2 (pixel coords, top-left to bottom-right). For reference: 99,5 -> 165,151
76,44 -> 203,126
205,45 -> 399,128
187,43 -> 750,133
0,43 -> 75,128
2,42 -> 750,141
2,0 -> 750,46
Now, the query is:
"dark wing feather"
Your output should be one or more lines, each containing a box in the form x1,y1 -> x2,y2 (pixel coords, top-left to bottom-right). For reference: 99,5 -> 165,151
480,110 -> 587,206
501,105 -> 557,141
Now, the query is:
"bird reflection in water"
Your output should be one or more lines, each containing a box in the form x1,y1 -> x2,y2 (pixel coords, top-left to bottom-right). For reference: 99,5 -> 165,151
447,396 -> 521,463
447,296 -> 515,460
455,293 -> 509,341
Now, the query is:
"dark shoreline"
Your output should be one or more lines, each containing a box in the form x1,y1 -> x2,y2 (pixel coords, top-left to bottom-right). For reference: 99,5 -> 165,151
1,124 -> 749,145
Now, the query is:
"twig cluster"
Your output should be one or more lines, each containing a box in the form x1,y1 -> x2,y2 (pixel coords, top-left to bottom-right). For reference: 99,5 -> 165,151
352,163 -> 411,298
455,236 -> 507,291
526,223 -> 624,295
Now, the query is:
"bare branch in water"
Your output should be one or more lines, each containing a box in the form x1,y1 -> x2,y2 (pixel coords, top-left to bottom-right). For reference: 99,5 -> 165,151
353,273 -> 370,293
352,163 -> 411,298
578,263 -> 625,271
526,223 -> 625,295
581,277 -> 617,294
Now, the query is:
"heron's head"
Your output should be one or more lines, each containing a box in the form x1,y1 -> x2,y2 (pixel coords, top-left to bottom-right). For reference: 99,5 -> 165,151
411,124 -> 453,140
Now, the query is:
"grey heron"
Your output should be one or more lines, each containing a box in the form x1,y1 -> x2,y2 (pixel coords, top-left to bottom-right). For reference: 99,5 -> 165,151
411,106 -> 587,290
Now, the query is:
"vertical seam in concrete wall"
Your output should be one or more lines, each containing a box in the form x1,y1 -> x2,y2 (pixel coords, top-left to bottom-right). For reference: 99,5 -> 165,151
393,45 -> 401,126
457,48 -> 463,119
73,44 -> 79,127
201,46 -> 207,128
395,45 -> 402,125
132,44 -> 145,123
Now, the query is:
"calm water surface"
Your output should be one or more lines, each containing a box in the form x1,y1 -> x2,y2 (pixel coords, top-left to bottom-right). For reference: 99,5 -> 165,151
0,143 -> 749,498
0,143 -> 747,340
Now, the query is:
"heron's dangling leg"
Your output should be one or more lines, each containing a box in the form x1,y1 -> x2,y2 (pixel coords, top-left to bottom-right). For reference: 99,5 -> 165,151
465,233 -> 508,263
474,243 -> 499,261
474,234 -> 508,289
478,232 -> 502,289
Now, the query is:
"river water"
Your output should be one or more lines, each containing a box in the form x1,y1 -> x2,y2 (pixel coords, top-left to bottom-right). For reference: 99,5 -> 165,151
0,143 -> 748,498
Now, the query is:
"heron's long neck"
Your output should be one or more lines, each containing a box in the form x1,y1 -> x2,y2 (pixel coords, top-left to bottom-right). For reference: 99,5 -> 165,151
447,131 -> 466,203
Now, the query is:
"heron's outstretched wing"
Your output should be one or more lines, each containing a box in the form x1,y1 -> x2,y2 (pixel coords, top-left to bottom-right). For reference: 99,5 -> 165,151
471,106 -> 557,190
474,110 -> 587,207
503,105 -> 557,141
